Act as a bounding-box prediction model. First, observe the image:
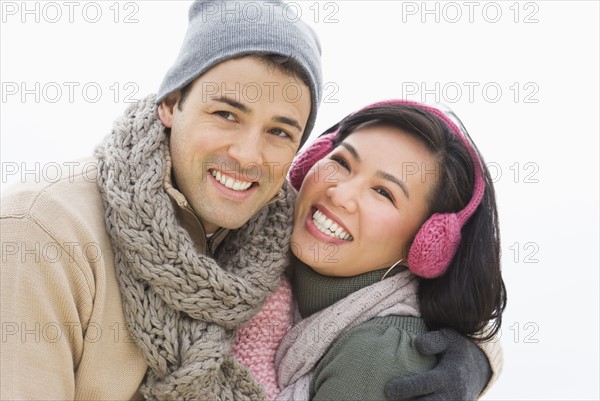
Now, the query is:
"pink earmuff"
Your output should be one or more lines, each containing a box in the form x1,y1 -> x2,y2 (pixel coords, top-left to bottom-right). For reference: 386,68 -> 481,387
289,132 -> 337,191
289,100 -> 485,279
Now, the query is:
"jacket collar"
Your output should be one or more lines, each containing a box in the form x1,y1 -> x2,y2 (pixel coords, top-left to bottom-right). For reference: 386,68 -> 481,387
162,146 -> 229,255
291,256 -> 407,318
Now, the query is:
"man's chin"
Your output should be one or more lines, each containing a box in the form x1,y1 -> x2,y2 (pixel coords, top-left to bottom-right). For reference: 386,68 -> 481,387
203,209 -> 259,231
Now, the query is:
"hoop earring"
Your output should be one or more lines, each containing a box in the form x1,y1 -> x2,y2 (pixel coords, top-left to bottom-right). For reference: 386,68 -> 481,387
381,258 -> 405,281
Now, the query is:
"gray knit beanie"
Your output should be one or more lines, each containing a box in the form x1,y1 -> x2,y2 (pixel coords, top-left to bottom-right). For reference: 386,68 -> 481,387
157,0 -> 323,146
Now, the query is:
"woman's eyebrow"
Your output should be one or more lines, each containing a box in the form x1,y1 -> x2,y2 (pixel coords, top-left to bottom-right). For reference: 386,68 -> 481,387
376,170 -> 409,199
340,142 -> 360,162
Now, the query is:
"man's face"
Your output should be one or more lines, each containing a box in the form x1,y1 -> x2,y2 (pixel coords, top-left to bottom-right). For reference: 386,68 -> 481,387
159,56 -> 311,233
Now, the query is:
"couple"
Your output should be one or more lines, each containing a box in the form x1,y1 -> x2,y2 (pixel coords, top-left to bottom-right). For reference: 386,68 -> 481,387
0,0 -> 505,400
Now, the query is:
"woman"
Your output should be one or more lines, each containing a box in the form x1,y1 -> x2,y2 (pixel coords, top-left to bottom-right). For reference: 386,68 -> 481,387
233,100 -> 506,400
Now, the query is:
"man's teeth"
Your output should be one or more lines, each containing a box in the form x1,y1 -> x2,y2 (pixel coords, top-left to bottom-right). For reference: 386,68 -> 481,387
312,209 -> 352,240
212,171 -> 252,191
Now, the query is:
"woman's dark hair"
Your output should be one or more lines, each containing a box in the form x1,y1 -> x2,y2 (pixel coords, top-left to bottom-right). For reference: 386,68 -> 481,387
331,105 -> 507,341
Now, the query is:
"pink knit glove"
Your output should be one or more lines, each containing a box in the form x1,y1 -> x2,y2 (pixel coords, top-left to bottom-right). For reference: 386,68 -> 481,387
231,275 -> 294,400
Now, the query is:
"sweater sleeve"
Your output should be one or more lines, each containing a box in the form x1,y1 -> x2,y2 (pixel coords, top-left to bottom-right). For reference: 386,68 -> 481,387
2,165 -> 148,400
310,316 -> 436,401
0,179 -> 98,400
479,335 -> 504,396
0,213 -> 94,400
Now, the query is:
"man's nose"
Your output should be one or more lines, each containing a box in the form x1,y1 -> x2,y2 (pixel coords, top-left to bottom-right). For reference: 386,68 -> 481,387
227,128 -> 264,167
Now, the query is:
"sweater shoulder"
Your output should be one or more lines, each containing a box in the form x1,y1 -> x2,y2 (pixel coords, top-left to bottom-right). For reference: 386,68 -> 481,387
1,158 -> 111,295
1,158 -> 109,248
2,158 -> 101,220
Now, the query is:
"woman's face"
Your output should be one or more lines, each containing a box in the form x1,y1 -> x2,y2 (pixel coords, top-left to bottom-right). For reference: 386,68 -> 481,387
291,125 -> 439,277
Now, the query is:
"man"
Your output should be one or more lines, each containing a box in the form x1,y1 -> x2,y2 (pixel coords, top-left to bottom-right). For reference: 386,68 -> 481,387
0,1 -> 499,400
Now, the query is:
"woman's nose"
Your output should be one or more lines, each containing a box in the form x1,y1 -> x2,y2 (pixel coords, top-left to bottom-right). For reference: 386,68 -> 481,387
325,180 -> 358,214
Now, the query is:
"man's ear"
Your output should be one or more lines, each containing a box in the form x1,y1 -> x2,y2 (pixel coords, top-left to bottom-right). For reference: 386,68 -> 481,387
158,92 -> 180,128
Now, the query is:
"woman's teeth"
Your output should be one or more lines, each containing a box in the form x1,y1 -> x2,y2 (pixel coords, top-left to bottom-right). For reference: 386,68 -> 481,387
312,209 -> 352,241
212,170 -> 252,191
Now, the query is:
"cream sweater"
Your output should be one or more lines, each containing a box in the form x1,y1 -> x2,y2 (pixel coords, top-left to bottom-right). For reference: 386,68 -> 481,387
1,160 -> 148,400
0,159 -> 503,400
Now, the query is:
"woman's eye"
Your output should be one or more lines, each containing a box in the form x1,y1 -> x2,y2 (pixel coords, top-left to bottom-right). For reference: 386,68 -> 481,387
374,187 -> 395,204
331,155 -> 350,171
214,111 -> 236,121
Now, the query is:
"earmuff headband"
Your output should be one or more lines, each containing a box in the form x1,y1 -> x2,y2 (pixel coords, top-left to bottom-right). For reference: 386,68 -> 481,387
288,100 -> 486,278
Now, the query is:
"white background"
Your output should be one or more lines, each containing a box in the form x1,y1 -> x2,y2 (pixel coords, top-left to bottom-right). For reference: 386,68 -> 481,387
1,1 -> 599,399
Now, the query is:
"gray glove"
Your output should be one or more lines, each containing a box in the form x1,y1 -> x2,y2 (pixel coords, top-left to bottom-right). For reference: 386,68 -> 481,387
384,328 -> 491,401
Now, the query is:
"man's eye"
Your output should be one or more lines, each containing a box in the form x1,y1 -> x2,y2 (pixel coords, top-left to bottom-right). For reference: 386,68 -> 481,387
214,111 -> 236,121
331,155 -> 350,171
270,128 -> 292,139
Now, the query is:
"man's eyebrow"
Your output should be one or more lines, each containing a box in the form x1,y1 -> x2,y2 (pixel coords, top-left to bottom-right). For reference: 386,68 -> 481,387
341,141 -> 409,199
273,116 -> 303,132
212,96 -> 250,113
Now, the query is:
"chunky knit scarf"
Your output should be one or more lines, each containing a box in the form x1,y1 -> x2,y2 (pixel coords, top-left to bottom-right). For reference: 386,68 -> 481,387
94,95 -> 295,400
275,269 -> 420,400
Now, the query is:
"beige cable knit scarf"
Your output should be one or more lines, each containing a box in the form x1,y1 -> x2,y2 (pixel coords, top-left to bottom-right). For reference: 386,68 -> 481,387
95,95 -> 294,400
